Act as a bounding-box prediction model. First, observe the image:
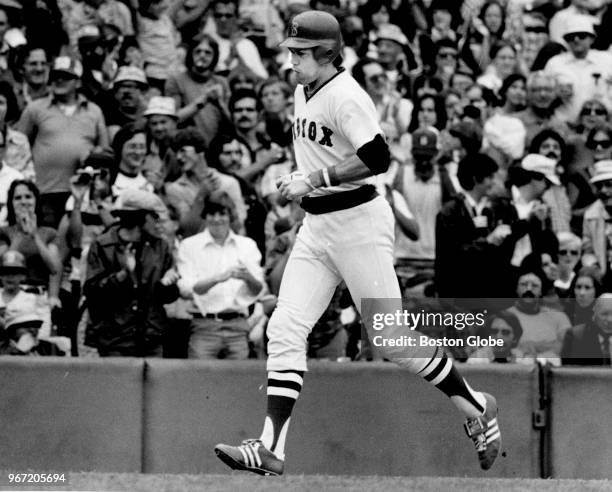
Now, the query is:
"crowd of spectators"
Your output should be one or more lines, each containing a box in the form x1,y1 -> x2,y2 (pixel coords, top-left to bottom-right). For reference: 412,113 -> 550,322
0,0 -> 610,366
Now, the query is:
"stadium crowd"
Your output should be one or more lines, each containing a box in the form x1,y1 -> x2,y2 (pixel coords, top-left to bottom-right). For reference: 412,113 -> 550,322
0,0 -> 610,366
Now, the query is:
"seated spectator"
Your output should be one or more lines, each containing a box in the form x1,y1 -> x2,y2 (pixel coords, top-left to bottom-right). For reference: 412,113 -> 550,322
506,154 -> 559,272
16,55 -> 109,228
166,33 -> 232,149
207,133 -> 268,252
143,96 -> 181,183
166,128 -> 246,233
84,188 -> 178,357
561,293 -> 612,366
176,191 -> 265,360
352,57 -> 412,145
555,232 -> 582,296
111,123 -> 153,196
257,77 -> 293,149
477,42 -> 520,96
0,124 -> 24,225
516,71 -> 569,147
582,160 -> 612,281
105,66 -> 149,141
544,15 -> 612,123
393,129 -> 452,296
13,44 -> 51,114
467,311 -> 525,364
136,0 -> 182,91
507,265 -> 571,364
529,129 -> 571,233
435,152 -> 518,300
203,0 -> 268,80
564,266 -> 603,326
0,81 -> 34,181
0,250 -> 48,356
0,180 -> 63,349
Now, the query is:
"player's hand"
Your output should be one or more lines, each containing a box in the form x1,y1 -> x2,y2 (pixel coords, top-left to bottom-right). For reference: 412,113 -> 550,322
229,265 -> 253,281
276,172 -> 315,200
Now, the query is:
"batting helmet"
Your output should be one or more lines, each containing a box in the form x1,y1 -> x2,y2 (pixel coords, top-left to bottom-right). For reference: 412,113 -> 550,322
280,10 -> 343,62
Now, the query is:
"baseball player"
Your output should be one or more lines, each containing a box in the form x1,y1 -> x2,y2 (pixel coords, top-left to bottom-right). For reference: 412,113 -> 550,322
215,10 -> 502,475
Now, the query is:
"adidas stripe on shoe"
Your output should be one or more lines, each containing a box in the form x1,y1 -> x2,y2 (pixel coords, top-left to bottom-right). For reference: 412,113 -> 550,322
214,439 -> 284,476
464,392 -> 502,470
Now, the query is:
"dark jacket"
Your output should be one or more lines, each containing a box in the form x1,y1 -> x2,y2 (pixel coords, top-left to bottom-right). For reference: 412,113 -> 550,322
84,225 -> 179,355
435,195 -> 558,300
561,322 -> 612,366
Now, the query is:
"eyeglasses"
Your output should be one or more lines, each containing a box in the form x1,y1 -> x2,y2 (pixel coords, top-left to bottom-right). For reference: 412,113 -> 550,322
233,107 -> 256,113
368,73 -> 387,83
587,139 -> 612,150
565,32 -> 591,42
581,106 -> 607,116
214,12 -> 235,19
491,328 -> 513,336
437,51 -> 457,59
559,249 -> 580,256
524,26 -> 547,34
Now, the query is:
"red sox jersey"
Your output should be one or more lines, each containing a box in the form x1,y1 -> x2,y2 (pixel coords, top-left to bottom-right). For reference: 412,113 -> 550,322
291,69 -> 384,196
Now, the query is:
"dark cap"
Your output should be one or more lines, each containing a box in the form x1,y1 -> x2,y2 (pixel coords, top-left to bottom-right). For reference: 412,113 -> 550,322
449,120 -> 483,154
412,129 -> 438,158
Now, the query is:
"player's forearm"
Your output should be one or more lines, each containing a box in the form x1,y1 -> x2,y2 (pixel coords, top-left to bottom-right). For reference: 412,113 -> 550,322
308,154 -> 373,187
307,134 -> 389,187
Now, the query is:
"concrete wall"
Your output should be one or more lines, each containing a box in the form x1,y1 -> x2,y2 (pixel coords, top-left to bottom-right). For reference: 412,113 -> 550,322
1,358 -> 611,478
0,358 -> 144,472
548,368 -> 612,479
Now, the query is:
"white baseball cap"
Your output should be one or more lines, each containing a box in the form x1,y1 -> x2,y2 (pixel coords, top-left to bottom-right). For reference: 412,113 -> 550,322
521,154 -> 560,186
590,160 -> 612,184
563,15 -> 596,39
144,96 -> 177,118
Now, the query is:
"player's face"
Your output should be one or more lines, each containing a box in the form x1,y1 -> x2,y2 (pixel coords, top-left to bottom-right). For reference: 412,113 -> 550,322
205,209 -> 231,240
289,48 -> 323,86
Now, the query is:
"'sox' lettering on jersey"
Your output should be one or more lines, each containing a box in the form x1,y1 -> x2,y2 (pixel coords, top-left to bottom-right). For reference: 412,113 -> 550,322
292,118 -> 334,147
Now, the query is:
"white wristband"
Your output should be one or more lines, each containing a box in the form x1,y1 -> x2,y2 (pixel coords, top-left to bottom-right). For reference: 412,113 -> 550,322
322,168 -> 332,187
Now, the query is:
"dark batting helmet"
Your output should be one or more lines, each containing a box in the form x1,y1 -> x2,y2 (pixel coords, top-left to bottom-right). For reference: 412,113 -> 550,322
279,10 -> 343,62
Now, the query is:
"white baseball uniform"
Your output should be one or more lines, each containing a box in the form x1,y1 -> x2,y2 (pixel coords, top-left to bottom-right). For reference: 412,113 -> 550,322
267,69 -> 432,373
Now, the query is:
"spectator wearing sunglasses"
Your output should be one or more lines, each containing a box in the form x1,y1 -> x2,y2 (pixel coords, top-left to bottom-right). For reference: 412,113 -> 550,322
544,15 -> 612,122
203,0 -> 268,80
467,311 -> 524,364
555,232 -> 583,296
583,159 -> 612,277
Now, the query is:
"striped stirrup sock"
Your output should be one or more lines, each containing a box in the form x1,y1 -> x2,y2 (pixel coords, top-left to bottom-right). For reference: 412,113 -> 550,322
259,370 -> 304,460
417,347 -> 486,418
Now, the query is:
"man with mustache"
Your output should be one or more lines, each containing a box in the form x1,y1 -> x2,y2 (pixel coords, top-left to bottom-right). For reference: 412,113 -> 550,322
530,129 -> 571,234
229,88 -> 285,189
507,264 -> 571,364
15,45 -> 50,113
582,160 -> 612,285
106,66 -> 149,140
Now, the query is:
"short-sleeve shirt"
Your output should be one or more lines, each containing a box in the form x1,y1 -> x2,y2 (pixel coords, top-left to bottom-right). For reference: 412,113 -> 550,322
0,225 -> 57,285
291,68 -> 382,196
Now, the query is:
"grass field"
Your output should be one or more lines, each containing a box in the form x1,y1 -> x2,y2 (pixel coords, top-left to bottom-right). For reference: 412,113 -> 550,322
2,473 -> 611,492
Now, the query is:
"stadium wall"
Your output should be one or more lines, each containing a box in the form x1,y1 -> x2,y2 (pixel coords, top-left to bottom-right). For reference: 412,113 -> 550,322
0,359 -> 610,478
